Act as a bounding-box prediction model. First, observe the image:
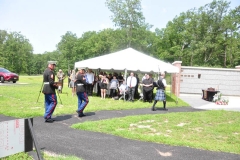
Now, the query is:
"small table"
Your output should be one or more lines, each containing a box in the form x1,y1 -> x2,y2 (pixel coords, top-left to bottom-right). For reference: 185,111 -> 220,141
202,89 -> 220,102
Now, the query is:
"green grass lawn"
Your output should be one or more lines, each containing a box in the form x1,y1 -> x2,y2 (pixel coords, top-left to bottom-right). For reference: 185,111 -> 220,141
72,110 -> 240,154
1,151 -> 81,160
2,76 -> 239,158
0,76 -> 188,118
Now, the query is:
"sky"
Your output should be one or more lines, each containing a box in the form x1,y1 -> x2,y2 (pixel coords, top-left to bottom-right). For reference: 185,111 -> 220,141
0,0 -> 239,54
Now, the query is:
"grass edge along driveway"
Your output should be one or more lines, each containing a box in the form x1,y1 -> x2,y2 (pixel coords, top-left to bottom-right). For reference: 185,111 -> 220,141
72,110 -> 240,154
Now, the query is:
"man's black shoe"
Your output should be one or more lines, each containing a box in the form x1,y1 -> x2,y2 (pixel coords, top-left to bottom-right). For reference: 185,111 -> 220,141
78,112 -> 86,117
45,118 -> 55,123
78,114 -> 86,117
163,108 -> 168,111
151,107 -> 157,111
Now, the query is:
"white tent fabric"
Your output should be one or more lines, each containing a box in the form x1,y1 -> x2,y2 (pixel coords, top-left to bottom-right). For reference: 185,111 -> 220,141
74,48 -> 179,73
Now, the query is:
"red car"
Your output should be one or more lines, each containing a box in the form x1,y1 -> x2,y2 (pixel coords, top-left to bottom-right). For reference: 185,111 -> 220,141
0,68 -> 19,83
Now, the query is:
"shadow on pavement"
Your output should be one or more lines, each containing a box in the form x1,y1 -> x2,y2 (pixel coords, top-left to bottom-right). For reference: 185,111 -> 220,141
85,112 -> 95,117
54,115 -> 72,121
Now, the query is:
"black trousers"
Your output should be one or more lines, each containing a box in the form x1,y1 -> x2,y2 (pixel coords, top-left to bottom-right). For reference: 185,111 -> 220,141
134,85 -> 139,98
97,82 -> 101,96
110,89 -> 117,98
86,83 -> 93,96
143,90 -> 152,102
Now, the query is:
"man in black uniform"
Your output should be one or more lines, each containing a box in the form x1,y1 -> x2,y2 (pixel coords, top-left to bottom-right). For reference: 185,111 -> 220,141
42,61 -> 58,122
142,74 -> 154,103
75,68 -> 89,117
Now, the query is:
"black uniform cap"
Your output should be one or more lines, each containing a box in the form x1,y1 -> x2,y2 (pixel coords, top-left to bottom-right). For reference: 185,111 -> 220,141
48,61 -> 57,65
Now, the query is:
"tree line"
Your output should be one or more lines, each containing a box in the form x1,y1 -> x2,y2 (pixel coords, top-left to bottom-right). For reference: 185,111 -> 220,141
0,0 -> 239,75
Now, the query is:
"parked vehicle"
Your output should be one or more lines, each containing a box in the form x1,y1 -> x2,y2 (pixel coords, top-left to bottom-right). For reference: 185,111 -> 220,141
0,68 -> 19,83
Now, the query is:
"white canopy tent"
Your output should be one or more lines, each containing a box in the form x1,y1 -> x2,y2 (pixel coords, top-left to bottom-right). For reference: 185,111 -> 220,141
74,48 -> 180,101
74,48 -> 179,74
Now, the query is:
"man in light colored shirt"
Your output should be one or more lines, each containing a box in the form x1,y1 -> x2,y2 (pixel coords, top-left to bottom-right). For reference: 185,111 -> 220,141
127,72 -> 137,102
85,69 -> 94,96
119,80 -> 128,95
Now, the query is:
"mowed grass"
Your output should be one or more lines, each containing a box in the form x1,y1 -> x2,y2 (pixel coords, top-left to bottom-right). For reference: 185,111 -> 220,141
72,110 -> 240,154
1,75 -> 240,157
1,151 -> 82,160
0,76 -> 188,118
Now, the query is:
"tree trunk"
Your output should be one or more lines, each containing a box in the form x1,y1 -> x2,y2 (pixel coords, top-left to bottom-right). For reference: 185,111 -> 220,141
224,45 -> 227,68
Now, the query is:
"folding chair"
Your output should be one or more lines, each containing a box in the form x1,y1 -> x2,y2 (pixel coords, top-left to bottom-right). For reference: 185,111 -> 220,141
138,85 -> 144,101
118,89 -> 128,101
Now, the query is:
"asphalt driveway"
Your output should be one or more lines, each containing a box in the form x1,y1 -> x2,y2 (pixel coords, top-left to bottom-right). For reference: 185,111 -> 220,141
1,106 -> 240,160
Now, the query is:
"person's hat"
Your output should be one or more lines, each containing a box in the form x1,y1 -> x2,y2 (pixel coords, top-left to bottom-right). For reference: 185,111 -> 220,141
59,69 -> 62,72
48,61 -> 57,65
78,67 -> 85,70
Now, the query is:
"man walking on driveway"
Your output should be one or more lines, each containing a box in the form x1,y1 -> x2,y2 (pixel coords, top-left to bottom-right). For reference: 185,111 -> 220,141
42,61 -> 58,123
75,68 -> 89,117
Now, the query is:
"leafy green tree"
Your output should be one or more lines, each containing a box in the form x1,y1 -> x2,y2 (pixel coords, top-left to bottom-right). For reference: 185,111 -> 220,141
157,0 -> 240,68
57,31 -> 78,70
0,31 -> 33,73
106,0 -> 151,47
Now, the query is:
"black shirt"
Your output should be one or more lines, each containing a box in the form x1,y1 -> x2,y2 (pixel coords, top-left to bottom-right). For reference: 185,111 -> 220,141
42,68 -> 56,94
142,78 -> 153,92
76,74 -> 88,93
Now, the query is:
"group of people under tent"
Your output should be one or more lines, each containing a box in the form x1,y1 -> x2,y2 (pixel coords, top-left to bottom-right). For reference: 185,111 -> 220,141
42,62 -> 168,123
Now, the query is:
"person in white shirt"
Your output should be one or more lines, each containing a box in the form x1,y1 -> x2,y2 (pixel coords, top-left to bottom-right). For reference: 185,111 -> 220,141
85,69 -> 94,96
119,80 -> 128,95
118,79 -> 128,100
127,72 -> 137,102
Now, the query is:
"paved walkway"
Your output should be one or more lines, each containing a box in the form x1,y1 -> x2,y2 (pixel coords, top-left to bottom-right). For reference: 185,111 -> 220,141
1,95 -> 240,160
179,94 -> 240,112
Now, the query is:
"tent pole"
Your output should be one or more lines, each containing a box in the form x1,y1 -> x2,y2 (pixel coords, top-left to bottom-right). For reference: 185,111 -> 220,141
176,73 -> 178,104
170,73 -> 172,97
124,69 -> 127,101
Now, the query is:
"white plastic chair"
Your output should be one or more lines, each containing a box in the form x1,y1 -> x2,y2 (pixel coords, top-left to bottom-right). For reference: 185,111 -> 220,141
138,85 -> 144,101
